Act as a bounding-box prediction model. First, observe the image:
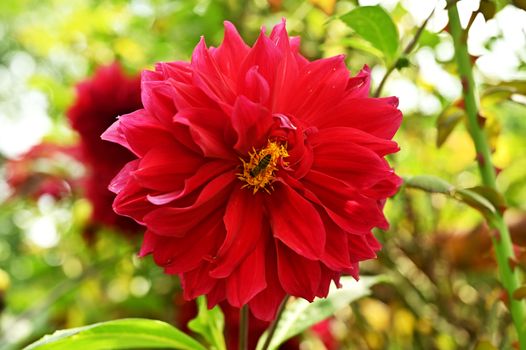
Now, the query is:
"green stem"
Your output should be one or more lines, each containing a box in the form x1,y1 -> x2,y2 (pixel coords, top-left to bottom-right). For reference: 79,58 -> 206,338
447,4 -> 526,348
238,305 -> 249,350
261,295 -> 290,350
374,8 -> 435,97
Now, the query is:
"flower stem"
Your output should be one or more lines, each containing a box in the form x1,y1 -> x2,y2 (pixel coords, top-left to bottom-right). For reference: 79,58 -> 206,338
261,295 -> 290,350
374,8 -> 435,97
239,305 -> 249,350
447,3 -> 526,348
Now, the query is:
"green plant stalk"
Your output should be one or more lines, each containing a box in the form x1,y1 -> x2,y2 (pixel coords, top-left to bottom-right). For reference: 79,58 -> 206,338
447,4 -> 526,348
261,295 -> 290,350
239,305 -> 249,350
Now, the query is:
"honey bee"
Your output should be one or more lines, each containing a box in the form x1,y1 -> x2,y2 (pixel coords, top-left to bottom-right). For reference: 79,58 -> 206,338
249,154 -> 272,177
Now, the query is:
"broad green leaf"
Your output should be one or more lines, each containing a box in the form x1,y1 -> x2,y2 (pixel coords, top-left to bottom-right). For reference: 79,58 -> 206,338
403,175 -> 454,194
342,37 -> 384,59
188,296 -> 226,350
23,318 -> 207,350
436,105 -> 466,147
340,6 -> 399,64
256,276 -> 380,350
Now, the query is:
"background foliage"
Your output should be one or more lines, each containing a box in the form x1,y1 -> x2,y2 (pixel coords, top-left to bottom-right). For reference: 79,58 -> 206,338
1,0 -> 526,349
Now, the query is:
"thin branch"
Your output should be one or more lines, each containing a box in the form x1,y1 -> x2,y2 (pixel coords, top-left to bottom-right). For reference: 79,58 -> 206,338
261,295 -> 290,350
374,7 -> 435,97
238,305 -> 249,350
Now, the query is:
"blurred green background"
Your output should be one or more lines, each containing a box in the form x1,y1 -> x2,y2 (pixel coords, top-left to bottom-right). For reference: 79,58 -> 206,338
1,0 -> 526,349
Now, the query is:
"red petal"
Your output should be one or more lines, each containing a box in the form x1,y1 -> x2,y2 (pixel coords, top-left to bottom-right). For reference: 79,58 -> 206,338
210,21 -> 250,82
271,45 -> 300,112
314,127 -> 399,157
303,171 -> 386,234
269,19 -> 290,53
115,109 -> 175,157
155,61 -> 192,83
311,131 -> 394,189
239,66 -> 270,105
226,238 -> 267,307
231,96 -> 274,154
113,179 -> 151,224
147,160 -> 233,205
267,183 -> 325,260
170,80 -> 217,111
101,120 -> 130,152
276,241 -> 321,301
348,233 -> 379,262
239,29 -> 282,93
175,108 -> 236,160
210,187 -> 265,278
108,159 -> 139,193
143,171 -> 234,236
363,172 -> 402,199
161,213 -> 225,274
248,242 -> 286,321
181,262 -> 218,300
207,281 -> 227,308
141,78 -> 178,125
134,145 -> 202,192
319,214 -> 352,271
345,65 -> 371,99
283,56 -> 349,122
191,37 -> 236,110
311,97 -> 402,140
139,230 -> 156,257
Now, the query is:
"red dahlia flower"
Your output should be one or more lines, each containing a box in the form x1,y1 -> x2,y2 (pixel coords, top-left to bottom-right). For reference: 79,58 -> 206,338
67,63 -> 142,233
103,20 -> 402,321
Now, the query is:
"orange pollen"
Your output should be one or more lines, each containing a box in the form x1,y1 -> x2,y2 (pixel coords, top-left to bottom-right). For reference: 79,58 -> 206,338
237,140 -> 288,194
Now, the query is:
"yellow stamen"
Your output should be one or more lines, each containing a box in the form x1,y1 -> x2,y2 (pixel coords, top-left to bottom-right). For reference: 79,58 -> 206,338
237,140 -> 288,194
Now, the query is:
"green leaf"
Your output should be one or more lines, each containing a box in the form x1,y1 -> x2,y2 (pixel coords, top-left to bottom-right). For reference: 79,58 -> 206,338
340,5 -> 399,65
418,29 -> 441,49
494,0 -> 511,11
481,81 -> 526,105
23,318 -> 207,350
454,188 -> 497,222
466,186 -> 507,213
404,175 -> 498,222
403,175 -> 455,194
256,276 -> 380,350
341,37 -> 384,59
436,104 -> 466,148
188,296 -> 226,350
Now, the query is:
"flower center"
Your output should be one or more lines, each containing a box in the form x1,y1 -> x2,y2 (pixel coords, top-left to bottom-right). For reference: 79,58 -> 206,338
238,140 -> 288,194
